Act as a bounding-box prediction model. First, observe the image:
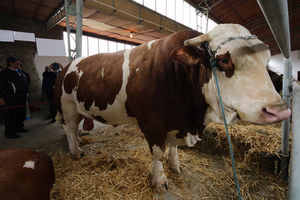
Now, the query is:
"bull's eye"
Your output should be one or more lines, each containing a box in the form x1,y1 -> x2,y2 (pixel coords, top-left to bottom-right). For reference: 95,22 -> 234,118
221,58 -> 229,64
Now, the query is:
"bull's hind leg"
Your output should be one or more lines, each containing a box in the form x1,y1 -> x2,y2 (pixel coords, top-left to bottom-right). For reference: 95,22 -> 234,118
61,100 -> 82,158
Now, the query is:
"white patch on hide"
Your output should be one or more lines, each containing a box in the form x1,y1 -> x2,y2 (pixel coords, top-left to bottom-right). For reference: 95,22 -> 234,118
184,132 -> 200,147
23,160 -> 35,170
136,68 -> 139,72
74,49 -> 137,125
147,40 -> 157,50
101,67 -> 104,78
166,130 -> 201,147
65,57 -> 86,77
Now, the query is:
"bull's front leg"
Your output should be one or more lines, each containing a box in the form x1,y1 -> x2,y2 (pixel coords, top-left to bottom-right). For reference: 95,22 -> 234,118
168,145 -> 182,173
151,145 -> 168,193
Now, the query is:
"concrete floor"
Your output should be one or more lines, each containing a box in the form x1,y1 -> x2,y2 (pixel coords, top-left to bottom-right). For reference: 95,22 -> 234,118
0,107 -> 69,154
0,106 -> 107,154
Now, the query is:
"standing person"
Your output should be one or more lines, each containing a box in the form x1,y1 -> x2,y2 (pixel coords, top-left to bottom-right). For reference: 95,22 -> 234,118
44,62 -> 61,123
0,65 -> 4,124
42,66 -> 50,96
0,56 -> 30,138
18,60 -> 31,121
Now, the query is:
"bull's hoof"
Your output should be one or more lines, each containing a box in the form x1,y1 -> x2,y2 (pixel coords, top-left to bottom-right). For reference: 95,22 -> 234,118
70,148 -> 84,159
170,165 -> 183,174
150,173 -> 168,193
168,160 -> 183,174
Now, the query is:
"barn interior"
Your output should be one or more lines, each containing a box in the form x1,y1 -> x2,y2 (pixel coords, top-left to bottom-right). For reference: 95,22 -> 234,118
0,0 -> 299,199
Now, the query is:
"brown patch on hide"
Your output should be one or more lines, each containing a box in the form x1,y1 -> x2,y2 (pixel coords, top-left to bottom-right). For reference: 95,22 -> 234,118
64,71 -> 79,94
75,52 -> 124,111
216,51 -> 235,78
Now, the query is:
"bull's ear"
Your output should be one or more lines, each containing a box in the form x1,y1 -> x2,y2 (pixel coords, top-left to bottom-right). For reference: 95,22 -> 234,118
171,46 -> 204,66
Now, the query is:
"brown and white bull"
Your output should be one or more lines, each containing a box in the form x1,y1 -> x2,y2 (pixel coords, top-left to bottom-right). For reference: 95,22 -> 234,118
54,24 -> 290,192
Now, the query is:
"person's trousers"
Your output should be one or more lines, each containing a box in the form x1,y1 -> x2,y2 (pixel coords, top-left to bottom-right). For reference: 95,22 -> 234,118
46,94 -> 57,120
4,107 -> 25,137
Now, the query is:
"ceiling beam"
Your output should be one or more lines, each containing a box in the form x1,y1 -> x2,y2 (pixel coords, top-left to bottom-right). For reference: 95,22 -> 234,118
33,0 -> 45,19
84,0 -> 192,34
46,2 -> 66,29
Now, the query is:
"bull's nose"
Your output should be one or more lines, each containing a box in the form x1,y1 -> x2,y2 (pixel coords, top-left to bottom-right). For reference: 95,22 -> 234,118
262,105 -> 291,124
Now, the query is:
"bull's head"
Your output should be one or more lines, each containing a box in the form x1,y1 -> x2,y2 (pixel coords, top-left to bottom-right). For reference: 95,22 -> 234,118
176,24 -> 290,125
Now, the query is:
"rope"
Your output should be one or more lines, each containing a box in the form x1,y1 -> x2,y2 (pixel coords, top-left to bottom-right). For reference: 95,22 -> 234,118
0,100 -> 53,111
212,66 -> 242,200
202,41 -> 242,200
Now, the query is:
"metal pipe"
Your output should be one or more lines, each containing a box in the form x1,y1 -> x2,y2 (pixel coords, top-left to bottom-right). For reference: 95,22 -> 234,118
289,82 -> 300,199
257,0 -> 292,178
64,0 -> 72,61
280,57 -> 292,178
75,0 -> 83,58
257,0 -> 291,57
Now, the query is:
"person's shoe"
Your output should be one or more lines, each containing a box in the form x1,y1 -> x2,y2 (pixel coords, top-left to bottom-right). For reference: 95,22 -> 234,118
5,134 -> 21,139
18,128 -> 29,133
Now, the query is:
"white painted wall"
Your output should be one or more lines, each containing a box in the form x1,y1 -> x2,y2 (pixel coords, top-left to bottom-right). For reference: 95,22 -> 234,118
34,55 -> 69,81
269,50 -> 300,79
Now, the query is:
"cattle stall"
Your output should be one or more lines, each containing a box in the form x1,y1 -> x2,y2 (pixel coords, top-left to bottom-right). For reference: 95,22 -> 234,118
50,122 -> 287,199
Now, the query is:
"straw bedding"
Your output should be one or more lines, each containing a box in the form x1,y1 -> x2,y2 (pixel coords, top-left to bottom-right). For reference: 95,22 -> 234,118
50,123 -> 287,199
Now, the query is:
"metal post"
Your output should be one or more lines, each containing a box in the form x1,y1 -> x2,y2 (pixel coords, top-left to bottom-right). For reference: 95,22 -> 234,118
257,0 -> 292,178
75,0 -> 83,58
289,82 -> 300,199
281,57 -> 292,178
65,0 -> 72,61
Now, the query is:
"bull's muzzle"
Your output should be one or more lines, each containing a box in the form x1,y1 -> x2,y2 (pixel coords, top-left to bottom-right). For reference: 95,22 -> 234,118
262,104 -> 291,123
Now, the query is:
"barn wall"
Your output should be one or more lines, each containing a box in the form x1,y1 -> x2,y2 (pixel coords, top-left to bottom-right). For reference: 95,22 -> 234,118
0,14 -> 65,105
34,56 -> 69,82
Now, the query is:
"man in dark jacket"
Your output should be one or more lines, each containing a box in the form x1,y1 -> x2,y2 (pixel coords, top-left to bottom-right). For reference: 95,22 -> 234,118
0,56 -> 30,138
43,62 -> 61,123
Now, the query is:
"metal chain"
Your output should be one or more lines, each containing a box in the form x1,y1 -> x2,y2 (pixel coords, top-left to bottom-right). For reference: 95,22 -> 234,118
212,35 -> 258,55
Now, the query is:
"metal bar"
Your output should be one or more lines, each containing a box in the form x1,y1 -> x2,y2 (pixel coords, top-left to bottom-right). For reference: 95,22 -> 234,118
46,2 -> 65,29
65,0 -> 72,61
257,0 -> 292,179
257,0 -> 291,57
289,82 -> 300,199
75,0 -> 83,58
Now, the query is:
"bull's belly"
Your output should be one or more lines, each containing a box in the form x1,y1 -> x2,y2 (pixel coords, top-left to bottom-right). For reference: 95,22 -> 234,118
65,92 -> 138,126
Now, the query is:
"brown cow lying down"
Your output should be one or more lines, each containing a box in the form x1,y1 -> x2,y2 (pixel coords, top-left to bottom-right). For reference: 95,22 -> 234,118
0,148 -> 55,200
54,24 -> 290,193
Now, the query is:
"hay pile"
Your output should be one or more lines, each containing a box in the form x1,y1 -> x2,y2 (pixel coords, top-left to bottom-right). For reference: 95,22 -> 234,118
50,123 -> 287,199
198,121 -> 288,172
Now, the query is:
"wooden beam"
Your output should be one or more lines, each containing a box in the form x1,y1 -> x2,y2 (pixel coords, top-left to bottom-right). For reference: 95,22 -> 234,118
84,0 -> 192,34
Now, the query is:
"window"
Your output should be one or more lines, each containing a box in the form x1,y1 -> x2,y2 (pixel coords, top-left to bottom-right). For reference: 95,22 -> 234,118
88,37 -> 99,56
131,0 -> 218,33
82,36 -> 88,56
157,0 -> 166,15
166,0 -> 175,20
